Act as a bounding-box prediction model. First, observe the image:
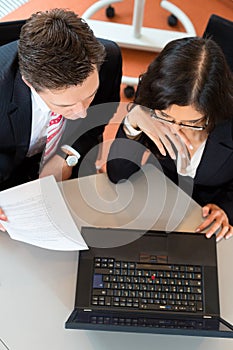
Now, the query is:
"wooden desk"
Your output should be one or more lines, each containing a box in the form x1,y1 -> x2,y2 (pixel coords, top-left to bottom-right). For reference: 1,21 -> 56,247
0,165 -> 232,349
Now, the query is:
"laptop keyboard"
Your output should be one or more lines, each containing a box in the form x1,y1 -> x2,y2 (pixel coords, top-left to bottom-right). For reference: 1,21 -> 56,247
91,257 -> 203,313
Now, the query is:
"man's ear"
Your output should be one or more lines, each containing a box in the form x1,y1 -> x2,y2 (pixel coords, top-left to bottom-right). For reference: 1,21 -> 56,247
22,76 -> 33,88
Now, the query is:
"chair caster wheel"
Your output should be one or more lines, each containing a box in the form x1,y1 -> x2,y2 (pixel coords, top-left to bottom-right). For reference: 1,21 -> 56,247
124,85 -> 135,99
106,6 -> 115,18
168,14 -> 178,27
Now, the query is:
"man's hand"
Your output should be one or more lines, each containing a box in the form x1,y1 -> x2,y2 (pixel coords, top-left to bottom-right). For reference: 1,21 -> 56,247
0,207 -> 7,232
39,154 -> 72,181
195,204 -> 233,242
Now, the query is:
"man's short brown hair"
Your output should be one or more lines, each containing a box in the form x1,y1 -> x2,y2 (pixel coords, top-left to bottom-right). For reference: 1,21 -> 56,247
18,8 -> 106,91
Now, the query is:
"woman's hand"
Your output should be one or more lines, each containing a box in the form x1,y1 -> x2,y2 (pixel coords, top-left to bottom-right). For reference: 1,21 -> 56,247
195,204 -> 233,242
126,105 -> 193,159
0,207 -> 7,232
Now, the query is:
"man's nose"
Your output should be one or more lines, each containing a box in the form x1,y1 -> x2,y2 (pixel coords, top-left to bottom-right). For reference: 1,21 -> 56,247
72,102 -> 87,116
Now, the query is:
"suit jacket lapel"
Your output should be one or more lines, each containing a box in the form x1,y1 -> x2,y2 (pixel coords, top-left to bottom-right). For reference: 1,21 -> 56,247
195,120 -> 233,184
8,70 -> 32,162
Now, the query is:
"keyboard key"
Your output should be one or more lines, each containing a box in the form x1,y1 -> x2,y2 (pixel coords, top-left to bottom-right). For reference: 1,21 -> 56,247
92,258 -> 203,313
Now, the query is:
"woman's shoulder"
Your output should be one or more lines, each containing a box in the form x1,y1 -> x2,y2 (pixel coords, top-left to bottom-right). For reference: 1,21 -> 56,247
210,118 -> 233,142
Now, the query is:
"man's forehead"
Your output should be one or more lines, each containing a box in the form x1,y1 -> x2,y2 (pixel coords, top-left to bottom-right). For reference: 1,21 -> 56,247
50,88 -> 98,107
40,81 -> 99,106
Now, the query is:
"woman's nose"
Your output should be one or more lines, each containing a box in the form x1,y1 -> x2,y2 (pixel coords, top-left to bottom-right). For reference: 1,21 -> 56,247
171,123 -> 182,133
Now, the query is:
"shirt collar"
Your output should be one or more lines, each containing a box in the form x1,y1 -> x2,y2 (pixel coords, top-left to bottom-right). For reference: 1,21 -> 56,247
30,87 -> 50,115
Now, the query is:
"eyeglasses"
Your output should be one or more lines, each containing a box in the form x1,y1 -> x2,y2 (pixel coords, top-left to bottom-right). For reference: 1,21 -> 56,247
150,110 -> 209,131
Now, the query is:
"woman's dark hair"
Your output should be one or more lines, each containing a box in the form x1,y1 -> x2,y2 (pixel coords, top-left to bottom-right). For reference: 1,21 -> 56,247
134,37 -> 233,131
18,8 -> 106,91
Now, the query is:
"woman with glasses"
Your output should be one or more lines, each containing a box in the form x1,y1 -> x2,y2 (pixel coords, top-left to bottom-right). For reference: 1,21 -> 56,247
107,36 -> 233,242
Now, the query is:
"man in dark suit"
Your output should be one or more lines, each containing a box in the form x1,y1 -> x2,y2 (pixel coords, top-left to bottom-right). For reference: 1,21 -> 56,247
0,8 -> 122,191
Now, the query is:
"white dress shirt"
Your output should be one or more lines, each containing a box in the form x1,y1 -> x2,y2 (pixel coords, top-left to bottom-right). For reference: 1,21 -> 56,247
26,88 -> 51,157
176,141 -> 206,178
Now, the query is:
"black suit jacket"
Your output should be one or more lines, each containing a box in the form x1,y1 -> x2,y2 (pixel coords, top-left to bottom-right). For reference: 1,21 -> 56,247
107,120 -> 233,224
0,39 -> 122,189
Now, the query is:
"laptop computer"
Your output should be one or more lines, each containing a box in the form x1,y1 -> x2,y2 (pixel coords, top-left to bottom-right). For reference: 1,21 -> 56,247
65,227 -> 233,338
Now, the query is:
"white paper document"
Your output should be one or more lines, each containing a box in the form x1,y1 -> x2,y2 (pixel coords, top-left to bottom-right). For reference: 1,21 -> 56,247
0,176 -> 88,251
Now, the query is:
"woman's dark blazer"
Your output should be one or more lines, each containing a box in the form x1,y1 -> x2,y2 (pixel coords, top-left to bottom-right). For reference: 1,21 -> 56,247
107,120 -> 233,224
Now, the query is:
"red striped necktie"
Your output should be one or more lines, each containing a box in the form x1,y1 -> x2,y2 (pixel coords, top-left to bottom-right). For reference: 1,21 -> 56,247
42,111 -> 66,164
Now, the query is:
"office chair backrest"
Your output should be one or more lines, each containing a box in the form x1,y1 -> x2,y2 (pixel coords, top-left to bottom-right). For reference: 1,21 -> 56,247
0,19 -> 26,46
203,14 -> 233,72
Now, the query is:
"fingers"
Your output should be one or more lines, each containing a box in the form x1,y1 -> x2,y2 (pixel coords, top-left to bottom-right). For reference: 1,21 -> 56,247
206,221 -> 226,242
145,122 -> 187,160
167,133 -> 187,159
215,225 -> 233,243
150,122 -> 191,160
0,223 -> 6,232
0,208 -> 7,232
195,206 -> 213,233
196,204 -> 233,242
225,226 -> 233,240
0,208 -> 7,221
147,131 -> 175,159
127,107 -> 194,159
175,129 -> 193,152
202,205 -> 210,218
